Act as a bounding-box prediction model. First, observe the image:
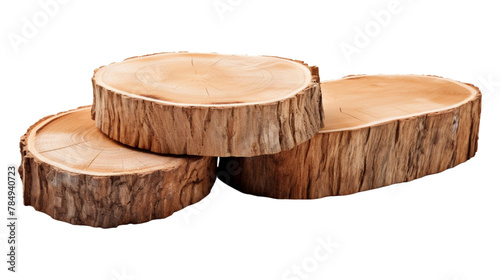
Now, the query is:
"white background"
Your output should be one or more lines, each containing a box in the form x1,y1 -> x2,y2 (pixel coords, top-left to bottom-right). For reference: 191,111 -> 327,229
1,0 -> 499,279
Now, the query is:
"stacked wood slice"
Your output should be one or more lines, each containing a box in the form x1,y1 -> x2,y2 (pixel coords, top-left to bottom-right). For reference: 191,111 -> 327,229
20,107 -> 216,228
219,75 -> 481,199
91,52 -> 324,157
19,52 -> 482,228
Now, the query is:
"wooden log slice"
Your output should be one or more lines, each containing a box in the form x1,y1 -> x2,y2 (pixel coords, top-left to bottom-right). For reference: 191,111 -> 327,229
92,52 -> 324,157
219,75 -> 481,199
19,106 -> 217,228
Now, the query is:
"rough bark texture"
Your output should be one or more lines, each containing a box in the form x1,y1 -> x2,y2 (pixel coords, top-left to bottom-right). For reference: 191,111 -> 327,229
219,80 -> 481,199
91,53 -> 324,157
19,108 -> 217,228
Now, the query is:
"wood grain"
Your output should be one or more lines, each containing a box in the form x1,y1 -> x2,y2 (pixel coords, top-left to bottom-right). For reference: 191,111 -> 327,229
219,75 -> 481,199
92,52 -> 324,157
19,107 -> 217,228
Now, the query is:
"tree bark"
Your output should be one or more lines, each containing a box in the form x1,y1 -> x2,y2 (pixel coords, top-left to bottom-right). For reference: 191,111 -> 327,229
219,75 -> 482,199
19,107 -> 217,228
91,52 -> 324,157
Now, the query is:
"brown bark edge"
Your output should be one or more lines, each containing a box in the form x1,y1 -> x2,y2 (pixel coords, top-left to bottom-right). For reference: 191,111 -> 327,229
218,82 -> 481,199
19,108 -> 217,228
91,52 -> 324,157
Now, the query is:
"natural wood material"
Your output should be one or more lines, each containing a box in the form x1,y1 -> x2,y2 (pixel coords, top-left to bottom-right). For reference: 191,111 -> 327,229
92,52 -> 324,157
219,75 -> 481,199
19,107 -> 217,228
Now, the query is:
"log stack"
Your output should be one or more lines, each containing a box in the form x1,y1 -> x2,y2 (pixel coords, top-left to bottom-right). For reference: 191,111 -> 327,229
19,52 -> 481,227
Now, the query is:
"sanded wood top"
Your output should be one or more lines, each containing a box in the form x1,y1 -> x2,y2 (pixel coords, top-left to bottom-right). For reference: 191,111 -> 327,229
28,107 -> 188,175
321,75 -> 479,132
93,52 -> 312,106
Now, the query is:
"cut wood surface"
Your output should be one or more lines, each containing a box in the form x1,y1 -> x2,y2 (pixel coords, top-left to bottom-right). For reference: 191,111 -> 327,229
92,52 -> 324,157
219,75 -> 481,199
19,106 -> 217,228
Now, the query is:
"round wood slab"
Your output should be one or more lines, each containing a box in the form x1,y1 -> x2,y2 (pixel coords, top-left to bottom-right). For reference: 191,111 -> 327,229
92,52 -> 324,157
219,75 -> 481,199
19,106 -> 217,228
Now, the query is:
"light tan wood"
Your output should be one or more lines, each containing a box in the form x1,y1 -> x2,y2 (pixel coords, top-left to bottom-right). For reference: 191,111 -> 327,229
92,52 -> 324,157
322,75 -> 478,131
19,107 -> 217,228
219,75 -> 481,199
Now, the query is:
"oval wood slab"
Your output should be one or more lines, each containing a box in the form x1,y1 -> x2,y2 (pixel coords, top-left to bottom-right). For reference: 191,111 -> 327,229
19,107 -> 217,228
219,75 -> 481,199
92,52 -> 324,157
